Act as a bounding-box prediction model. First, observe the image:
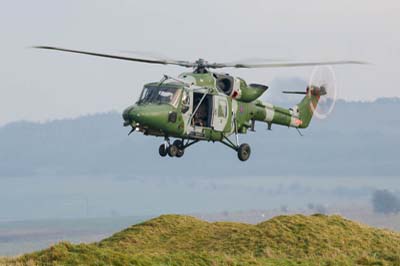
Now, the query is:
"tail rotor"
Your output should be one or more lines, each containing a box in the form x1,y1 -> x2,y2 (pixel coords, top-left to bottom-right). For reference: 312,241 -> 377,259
308,65 -> 337,119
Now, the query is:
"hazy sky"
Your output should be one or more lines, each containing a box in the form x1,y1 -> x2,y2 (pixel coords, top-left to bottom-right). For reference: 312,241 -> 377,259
0,0 -> 399,125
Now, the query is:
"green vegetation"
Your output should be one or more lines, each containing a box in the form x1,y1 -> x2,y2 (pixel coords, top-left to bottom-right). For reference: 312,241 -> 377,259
1,214 -> 400,265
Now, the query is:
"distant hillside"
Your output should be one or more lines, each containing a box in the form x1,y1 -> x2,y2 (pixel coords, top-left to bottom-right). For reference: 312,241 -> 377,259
2,214 -> 400,265
0,98 -> 399,178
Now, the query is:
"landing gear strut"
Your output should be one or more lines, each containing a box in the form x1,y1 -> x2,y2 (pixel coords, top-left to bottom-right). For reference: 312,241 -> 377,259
219,114 -> 252,161
220,137 -> 251,162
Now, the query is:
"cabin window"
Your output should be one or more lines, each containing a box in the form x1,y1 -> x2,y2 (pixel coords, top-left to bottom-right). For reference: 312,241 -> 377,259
181,91 -> 190,113
218,99 -> 227,117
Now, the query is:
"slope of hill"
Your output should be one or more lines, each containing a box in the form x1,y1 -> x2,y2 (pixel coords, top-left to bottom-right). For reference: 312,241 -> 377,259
2,214 -> 400,265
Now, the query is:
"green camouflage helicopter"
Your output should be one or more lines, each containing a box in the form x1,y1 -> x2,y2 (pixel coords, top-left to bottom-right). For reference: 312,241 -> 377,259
35,46 -> 365,161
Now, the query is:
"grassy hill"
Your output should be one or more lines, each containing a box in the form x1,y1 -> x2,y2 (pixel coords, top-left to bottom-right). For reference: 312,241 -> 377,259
2,214 -> 400,266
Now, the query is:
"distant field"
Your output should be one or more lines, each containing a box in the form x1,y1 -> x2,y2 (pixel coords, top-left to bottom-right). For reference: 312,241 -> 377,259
0,216 -> 148,256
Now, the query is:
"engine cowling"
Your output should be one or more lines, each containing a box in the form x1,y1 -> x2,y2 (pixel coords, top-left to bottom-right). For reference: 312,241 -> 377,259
214,74 -> 268,102
231,79 -> 268,102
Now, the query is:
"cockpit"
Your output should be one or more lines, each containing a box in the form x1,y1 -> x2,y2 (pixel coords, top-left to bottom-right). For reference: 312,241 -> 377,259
138,85 -> 182,107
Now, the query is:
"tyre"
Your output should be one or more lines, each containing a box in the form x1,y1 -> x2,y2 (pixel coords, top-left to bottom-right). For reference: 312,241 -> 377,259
173,140 -> 184,149
173,140 -> 184,158
159,144 -> 167,157
176,148 -> 184,158
168,144 -> 178,157
237,143 -> 251,161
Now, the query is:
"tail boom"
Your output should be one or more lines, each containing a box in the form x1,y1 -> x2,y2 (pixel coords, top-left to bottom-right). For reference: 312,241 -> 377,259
251,88 -> 321,129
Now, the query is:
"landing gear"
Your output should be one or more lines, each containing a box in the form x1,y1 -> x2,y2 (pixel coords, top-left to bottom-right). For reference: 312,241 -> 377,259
159,135 -> 251,161
237,143 -> 251,161
220,137 -> 252,162
218,113 -> 251,161
159,138 -> 198,158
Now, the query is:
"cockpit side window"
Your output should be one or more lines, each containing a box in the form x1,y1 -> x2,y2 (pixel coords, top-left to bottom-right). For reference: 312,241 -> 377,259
138,87 -> 146,102
138,86 -> 182,108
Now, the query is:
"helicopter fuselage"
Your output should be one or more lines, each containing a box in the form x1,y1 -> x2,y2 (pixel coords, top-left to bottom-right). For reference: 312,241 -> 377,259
122,71 -> 308,143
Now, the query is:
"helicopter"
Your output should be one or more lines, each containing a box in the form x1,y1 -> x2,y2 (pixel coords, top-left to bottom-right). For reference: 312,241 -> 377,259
34,46 -> 365,161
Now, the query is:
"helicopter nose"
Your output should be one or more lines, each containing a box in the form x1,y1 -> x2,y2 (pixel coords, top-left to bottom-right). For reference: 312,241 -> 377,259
123,104 -> 175,130
122,108 -> 129,121
123,105 -> 160,129
122,105 -> 137,126
131,109 -> 160,128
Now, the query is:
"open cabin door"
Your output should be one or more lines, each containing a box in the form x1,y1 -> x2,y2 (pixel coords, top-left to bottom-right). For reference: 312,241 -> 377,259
212,95 -> 228,131
183,92 -> 228,136
184,92 -> 213,137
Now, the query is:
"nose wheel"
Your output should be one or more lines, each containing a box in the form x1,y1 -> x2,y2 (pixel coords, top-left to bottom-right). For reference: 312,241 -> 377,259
159,139 -> 188,158
173,140 -> 185,158
167,144 -> 179,157
158,144 -> 168,157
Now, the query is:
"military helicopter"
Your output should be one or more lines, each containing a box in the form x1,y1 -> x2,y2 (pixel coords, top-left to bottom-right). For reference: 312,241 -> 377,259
35,46 -> 365,161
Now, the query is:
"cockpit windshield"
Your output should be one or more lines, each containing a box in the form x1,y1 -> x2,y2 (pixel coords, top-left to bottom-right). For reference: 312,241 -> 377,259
138,86 -> 182,107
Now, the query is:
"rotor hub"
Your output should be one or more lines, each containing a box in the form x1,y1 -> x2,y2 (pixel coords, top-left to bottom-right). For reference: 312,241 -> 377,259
193,58 -> 210,73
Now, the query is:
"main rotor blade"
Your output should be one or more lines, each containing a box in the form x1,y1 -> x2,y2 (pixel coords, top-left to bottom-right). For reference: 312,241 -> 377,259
282,91 -> 307,94
33,46 -> 195,67
216,60 -> 368,69
34,46 -> 368,70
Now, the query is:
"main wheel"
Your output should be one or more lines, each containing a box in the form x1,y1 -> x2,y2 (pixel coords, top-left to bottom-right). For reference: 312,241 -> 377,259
159,144 -> 167,157
168,144 -> 178,157
237,143 -> 251,161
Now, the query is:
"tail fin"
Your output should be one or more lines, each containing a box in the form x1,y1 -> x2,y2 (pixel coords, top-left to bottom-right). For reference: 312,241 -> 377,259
296,86 -> 324,128
258,86 -> 324,129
